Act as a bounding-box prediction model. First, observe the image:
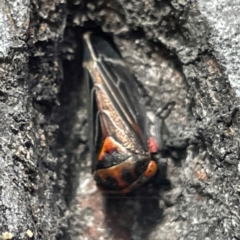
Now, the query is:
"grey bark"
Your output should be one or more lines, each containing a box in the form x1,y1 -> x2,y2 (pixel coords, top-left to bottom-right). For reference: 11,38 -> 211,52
0,0 -> 239,240
0,0 -> 67,239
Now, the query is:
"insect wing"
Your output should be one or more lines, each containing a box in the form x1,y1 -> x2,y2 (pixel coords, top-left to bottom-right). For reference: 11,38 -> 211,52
84,69 -> 101,171
97,58 -> 148,148
83,32 -> 149,171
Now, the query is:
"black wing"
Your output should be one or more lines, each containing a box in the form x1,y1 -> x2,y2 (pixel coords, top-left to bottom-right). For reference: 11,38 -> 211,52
83,32 -> 149,171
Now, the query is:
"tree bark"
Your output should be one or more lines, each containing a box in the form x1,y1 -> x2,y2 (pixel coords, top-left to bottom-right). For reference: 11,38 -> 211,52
0,0 -> 67,239
0,0 -> 239,239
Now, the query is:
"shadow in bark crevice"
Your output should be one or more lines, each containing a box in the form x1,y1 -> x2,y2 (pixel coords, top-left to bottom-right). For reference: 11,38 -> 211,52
57,25 -> 87,206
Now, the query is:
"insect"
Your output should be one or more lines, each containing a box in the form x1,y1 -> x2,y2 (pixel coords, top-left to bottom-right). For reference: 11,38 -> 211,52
83,32 -> 158,194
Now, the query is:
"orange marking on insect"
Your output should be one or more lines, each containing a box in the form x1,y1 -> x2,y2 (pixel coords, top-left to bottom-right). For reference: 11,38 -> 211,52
148,137 -> 158,153
95,162 -> 135,189
143,160 -> 157,178
98,136 -> 125,161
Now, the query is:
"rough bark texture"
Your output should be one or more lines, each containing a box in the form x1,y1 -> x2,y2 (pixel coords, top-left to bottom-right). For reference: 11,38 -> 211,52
0,0 -> 239,240
0,0 -> 67,239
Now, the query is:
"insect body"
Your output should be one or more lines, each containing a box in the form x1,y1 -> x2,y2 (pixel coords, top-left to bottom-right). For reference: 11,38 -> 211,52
83,32 -> 157,194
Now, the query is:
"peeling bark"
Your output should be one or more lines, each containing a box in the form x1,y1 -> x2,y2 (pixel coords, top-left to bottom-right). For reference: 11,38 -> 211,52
0,0 -> 239,239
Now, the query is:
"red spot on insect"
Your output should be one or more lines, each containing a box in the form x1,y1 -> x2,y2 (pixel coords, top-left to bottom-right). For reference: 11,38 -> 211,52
143,160 -> 157,178
148,137 -> 158,153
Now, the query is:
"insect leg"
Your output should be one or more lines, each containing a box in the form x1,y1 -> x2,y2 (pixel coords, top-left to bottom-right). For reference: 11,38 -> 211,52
154,101 -> 176,150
